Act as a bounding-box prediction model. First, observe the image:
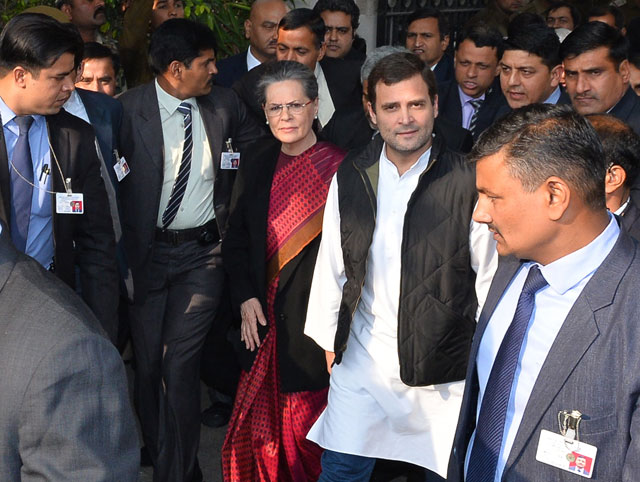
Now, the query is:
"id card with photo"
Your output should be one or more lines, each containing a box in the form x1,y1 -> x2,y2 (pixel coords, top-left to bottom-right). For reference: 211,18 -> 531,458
536,429 -> 597,478
221,152 -> 240,170
56,193 -> 84,214
113,156 -> 130,182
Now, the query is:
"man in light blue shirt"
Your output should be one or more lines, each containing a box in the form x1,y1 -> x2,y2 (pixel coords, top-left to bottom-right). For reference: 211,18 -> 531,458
450,103 -> 640,481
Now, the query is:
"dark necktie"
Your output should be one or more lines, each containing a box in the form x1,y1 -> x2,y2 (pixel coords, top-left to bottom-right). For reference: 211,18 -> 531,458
468,99 -> 483,137
161,102 -> 193,229
10,115 -> 35,252
466,265 -> 548,482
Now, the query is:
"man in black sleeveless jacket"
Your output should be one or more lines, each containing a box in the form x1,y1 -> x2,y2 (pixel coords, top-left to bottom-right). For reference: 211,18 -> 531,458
304,52 -> 496,481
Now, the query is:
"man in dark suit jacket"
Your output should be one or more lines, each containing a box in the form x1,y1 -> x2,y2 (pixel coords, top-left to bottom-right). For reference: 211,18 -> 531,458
562,21 -> 640,135
0,224 -> 139,480
215,0 -> 288,87
119,19 -> 264,482
0,14 -> 118,341
405,7 -> 454,85
437,23 -> 508,140
233,8 -> 366,150
450,104 -> 640,481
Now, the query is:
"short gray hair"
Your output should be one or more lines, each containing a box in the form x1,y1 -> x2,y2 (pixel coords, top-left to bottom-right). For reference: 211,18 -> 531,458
257,60 -> 318,105
360,45 -> 410,85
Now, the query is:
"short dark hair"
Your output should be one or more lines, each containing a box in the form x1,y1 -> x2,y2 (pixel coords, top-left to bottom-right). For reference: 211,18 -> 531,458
149,18 -> 217,75
457,23 -> 504,60
406,7 -> 450,40
470,104 -> 606,210
545,2 -> 582,28
83,42 -> 120,76
0,13 -> 83,76
279,9 -> 326,50
560,21 -> 628,68
504,24 -> 561,69
313,0 -> 359,30
367,52 -> 436,110
257,60 -> 318,105
587,5 -> 625,30
587,114 -> 640,188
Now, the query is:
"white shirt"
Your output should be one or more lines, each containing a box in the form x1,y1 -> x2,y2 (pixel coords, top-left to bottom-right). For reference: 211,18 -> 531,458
305,144 -> 496,477
155,80 -> 215,229
246,47 -> 262,72
315,63 -> 335,128
467,215 -> 620,481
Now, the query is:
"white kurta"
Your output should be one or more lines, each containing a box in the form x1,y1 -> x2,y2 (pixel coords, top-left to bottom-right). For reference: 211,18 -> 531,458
305,144 -> 496,478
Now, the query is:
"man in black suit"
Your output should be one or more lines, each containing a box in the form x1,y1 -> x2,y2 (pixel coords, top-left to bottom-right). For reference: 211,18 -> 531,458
561,21 -> 640,134
500,24 -> 569,110
118,19 -> 264,482
0,14 -> 118,341
234,8 -> 365,150
215,0 -> 288,87
588,114 -> 640,240
437,23 -> 508,140
313,0 -> 366,61
405,7 -> 454,85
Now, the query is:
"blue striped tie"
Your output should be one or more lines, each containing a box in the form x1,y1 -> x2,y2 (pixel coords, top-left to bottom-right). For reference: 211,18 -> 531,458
468,99 -> 483,138
466,265 -> 548,482
161,102 -> 193,229
10,115 -> 34,252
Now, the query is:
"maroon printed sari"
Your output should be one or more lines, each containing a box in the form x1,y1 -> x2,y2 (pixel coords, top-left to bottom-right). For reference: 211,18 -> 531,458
222,142 -> 345,481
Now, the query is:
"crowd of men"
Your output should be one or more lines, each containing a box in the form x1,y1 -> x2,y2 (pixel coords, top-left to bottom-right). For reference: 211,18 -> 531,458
2,0 -> 640,480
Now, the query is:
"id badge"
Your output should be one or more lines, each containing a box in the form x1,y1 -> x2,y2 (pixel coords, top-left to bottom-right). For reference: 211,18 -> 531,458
220,152 -> 240,170
56,192 -> 84,214
536,429 -> 597,478
113,156 -> 130,181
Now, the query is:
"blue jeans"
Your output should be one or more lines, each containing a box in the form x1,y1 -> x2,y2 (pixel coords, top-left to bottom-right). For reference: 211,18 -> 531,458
318,450 -> 376,482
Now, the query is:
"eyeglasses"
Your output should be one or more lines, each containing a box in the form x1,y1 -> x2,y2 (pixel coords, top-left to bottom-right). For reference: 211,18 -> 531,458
265,100 -> 314,117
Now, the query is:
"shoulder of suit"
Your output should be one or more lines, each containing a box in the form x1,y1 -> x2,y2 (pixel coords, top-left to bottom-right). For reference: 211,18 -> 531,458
49,108 -> 94,134
217,51 -> 247,67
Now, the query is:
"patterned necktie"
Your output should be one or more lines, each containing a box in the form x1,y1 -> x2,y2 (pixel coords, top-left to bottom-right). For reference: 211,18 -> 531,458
468,99 -> 483,137
161,102 -> 193,229
10,115 -> 35,252
466,265 -> 548,482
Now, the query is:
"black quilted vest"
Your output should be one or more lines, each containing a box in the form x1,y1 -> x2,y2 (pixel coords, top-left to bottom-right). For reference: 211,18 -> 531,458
334,135 -> 478,386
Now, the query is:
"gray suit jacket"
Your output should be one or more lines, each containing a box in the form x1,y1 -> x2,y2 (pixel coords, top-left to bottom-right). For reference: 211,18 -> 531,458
450,228 -> 640,481
0,228 -> 138,481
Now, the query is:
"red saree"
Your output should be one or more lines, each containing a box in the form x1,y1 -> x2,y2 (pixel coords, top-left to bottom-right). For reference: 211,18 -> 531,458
222,142 -> 345,481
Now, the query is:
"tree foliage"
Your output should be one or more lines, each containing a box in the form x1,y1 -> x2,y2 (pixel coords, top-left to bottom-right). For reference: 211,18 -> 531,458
1,0 -> 252,58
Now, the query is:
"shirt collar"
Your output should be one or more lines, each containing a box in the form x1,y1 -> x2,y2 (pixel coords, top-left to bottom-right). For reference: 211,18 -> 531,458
543,86 -> 561,105
246,47 -> 262,71
614,196 -> 630,216
458,85 -> 485,105
0,95 -> 44,130
534,213 -> 620,295
154,79 -> 197,116
380,142 -> 432,178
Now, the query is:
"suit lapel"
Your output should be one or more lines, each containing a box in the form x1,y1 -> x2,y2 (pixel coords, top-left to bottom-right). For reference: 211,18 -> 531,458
197,94 -> 223,179
79,90 -> 112,162
47,116 -> 71,194
135,83 -> 164,173
503,232 -> 635,474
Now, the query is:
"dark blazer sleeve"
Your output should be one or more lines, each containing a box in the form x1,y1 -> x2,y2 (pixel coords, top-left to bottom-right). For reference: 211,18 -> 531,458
57,115 -> 119,342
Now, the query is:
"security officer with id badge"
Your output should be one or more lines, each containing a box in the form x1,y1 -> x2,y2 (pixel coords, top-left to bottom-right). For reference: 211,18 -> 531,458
118,18 -> 265,482
450,104 -> 640,482
0,13 -> 119,341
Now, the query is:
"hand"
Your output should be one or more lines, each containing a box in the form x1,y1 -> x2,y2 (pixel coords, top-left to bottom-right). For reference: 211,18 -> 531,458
240,298 -> 267,352
325,350 -> 335,375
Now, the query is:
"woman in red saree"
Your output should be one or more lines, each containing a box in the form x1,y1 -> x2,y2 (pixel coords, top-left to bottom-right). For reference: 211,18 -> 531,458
221,61 -> 346,481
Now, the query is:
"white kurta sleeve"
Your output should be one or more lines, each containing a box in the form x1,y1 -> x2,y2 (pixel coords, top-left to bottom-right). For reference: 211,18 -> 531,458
304,174 -> 347,352
469,210 -> 498,320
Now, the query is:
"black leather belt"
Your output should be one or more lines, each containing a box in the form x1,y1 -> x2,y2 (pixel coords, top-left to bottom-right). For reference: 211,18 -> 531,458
154,219 -> 219,246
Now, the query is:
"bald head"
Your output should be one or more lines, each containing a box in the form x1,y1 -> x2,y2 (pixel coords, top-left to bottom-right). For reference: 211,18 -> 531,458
245,0 -> 289,63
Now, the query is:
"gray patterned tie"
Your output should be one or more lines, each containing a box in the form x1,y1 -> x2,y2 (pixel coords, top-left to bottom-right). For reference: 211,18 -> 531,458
161,102 -> 193,229
468,99 -> 483,138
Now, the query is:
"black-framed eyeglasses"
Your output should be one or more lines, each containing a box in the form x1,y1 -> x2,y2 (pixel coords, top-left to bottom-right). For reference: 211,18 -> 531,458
265,100 -> 314,117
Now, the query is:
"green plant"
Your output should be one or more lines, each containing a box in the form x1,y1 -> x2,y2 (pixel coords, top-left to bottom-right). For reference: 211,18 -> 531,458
1,0 -> 252,59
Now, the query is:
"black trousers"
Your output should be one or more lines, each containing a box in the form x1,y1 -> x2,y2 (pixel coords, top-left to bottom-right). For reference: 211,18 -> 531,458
129,239 -> 225,482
